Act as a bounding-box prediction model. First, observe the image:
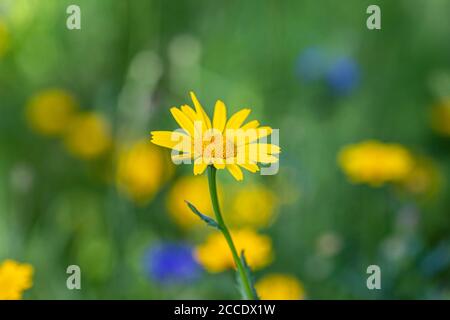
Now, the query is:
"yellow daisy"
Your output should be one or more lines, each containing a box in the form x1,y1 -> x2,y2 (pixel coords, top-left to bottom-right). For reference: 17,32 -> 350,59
26,89 -> 78,136
166,176 -> 218,230
116,140 -> 172,204
150,92 -> 280,181
255,273 -> 305,300
338,140 -> 413,186
0,260 -> 34,300
195,228 -> 273,273
63,112 -> 112,159
228,184 -> 278,228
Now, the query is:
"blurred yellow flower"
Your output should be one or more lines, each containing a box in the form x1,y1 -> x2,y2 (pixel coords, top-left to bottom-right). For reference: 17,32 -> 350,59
195,229 -> 273,273
400,157 -> 441,197
166,176 -> 216,230
0,20 -> 9,57
0,259 -> 34,300
151,91 -> 280,181
255,273 -> 305,300
116,140 -> 171,204
26,89 -> 78,136
430,99 -> 450,136
64,112 -> 112,159
228,185 -> 277,228
338,140 -> 414,186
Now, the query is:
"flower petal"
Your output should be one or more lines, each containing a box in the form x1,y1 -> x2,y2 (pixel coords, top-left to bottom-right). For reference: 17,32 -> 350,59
170,107 -> 196,136
239,162 -> 260,173
235,143 -> 280,164
180,105 -> 198,122
255,143 -> 281,154
193,158 -> 208,175
181,104 -> 204,134
213,100 -> 227,132
241,120 -> 260,130
225,109 -> 251,130
213,160 -> 226,170
257,153 -> 279,163
150,131 -> 192,152
190,91 -> 211,130
235,126 -> 273,146
227,164 -> 244,181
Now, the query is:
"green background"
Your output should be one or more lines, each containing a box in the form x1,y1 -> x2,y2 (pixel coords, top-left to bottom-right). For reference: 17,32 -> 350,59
0,0 -> 449,299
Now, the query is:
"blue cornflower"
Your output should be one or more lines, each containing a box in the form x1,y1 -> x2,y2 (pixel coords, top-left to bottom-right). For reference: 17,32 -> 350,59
326,57 -> 360,95
144,242 -> 201,284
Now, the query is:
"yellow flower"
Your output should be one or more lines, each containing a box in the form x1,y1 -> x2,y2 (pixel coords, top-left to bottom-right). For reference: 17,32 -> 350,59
228,185 -> 277,228
0,260 -> 34,300
116,140 -> 172,204
430,99 -> 450,136
64,112 -> 112,159
0,20 -> 9,57
166,176 -> 217,230
195,229 -> 273,273
150,91 -> 280,181
26,89 -> 78,136
255,273 -> 305,300
338,140 -> 414,186
399,157 -> 441,197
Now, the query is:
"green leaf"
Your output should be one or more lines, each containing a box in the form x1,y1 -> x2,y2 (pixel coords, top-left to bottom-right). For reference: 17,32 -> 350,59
185,200 -> 220,229
237,250 -> 260,300
236,273 -> 249,300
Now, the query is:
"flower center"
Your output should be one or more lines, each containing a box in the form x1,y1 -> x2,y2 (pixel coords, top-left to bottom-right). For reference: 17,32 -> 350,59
202,133 -> 236,160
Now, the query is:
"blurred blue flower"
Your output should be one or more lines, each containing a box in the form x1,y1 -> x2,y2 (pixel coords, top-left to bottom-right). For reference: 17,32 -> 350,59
144,243 -> 201,284
420,241 -> 450,276
326,57 -> 360,95
295,47 -> 327,82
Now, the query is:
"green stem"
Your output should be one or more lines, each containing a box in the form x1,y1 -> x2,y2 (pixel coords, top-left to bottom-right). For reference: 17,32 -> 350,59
207,165 -> 256,300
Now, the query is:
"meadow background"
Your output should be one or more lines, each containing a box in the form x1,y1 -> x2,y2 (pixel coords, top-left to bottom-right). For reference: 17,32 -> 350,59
0,0 -> 449,299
